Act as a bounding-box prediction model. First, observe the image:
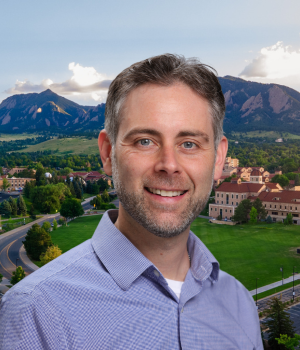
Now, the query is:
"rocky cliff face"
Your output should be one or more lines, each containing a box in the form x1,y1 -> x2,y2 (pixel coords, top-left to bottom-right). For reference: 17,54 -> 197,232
0,89 -> 105,133
219,76 -> 300,134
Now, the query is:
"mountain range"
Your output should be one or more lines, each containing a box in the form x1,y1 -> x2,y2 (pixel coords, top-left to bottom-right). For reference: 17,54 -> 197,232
0,89 -> 105,133
1,77 -> 300,135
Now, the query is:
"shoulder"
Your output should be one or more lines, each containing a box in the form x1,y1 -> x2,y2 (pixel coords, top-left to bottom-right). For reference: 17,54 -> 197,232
210,270 -> 261,346
3,238 -> 95,298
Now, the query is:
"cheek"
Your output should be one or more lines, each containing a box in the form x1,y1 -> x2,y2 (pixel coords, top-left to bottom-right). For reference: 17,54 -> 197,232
117,153 -> 150,184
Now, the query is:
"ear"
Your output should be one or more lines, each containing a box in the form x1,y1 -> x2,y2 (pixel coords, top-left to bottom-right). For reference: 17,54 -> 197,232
98,130 -> 113,176
214,136 -> 228,181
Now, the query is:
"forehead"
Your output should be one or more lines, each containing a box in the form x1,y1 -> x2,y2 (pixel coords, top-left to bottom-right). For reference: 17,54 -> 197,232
118,83 -> 213,138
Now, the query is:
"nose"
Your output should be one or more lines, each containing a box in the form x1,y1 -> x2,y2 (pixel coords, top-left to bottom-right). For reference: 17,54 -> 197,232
154,144 -> 182,175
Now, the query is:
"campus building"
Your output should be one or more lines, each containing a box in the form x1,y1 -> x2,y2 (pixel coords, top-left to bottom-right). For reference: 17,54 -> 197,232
209,178 -> 284,221
0,175 -> 32,191
257,191 -> 300,225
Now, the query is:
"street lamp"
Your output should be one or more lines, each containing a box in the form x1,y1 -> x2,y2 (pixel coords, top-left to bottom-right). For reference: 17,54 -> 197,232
280,266 -> 284,286
256,278 -> 259,309
293,266 -> 297,301
16,258 -> 19,267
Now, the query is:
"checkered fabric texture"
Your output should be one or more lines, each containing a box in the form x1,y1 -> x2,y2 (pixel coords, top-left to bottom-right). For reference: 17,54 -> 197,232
0,210 -> 263,349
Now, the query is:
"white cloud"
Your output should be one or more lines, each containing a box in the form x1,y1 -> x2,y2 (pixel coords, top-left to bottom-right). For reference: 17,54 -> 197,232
5,63 -> 113,103
239,41 -> 300,91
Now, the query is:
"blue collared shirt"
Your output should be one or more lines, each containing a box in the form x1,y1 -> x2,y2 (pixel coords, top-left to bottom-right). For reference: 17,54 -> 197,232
0,210 -> 263,349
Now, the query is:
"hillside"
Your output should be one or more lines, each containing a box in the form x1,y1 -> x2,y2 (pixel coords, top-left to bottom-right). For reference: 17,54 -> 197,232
219,76 -> 300,135
18,137 -> 99,155
0,89 -> 105,133
2,77 -> 300,135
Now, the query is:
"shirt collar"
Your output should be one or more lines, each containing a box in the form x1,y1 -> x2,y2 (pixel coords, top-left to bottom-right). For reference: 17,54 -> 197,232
92,210 -> 153,290
92,210 -> 219,290
187,231 -> 219,283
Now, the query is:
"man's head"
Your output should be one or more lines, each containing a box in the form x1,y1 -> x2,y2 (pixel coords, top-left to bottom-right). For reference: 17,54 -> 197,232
99,54 -> 227,238
105,54 -> 225,151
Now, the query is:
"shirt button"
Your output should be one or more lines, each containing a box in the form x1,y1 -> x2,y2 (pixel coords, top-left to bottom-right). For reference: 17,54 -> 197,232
154,270 -> 160,277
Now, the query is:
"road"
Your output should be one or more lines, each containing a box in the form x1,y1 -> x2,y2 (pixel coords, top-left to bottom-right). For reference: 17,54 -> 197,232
0,192 -> 20,203
0,199 -> 94,280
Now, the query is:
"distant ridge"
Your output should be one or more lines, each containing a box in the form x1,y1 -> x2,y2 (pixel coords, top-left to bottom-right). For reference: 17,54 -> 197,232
1,78 -> 300,135
0,89 -> 105,133
219,77 -> 300,135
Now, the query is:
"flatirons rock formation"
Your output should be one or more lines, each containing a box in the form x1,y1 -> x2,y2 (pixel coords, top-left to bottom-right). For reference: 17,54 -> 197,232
1,78 -> 300,135
0,89 -> 105,132
219,76 -> 300,134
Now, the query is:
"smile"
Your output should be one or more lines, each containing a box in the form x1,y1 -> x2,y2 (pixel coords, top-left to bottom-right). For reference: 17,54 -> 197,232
146,187 -> 186,197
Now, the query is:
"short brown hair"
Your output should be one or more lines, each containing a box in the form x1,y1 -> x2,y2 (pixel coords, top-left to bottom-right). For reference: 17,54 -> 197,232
105,54 -> 225,149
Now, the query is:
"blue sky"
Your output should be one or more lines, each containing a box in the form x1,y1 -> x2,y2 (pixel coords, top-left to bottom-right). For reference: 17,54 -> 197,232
1,0 -> 300,105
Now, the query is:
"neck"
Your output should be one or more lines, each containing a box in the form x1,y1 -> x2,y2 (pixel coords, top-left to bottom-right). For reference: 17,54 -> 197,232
114,205 -> 190,282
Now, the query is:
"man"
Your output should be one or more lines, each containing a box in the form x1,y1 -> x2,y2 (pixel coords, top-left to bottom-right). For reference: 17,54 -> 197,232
0,54 -> 263,349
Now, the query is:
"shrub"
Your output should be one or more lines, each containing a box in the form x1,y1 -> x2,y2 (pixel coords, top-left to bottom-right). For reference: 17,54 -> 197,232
40,245 -> 62,266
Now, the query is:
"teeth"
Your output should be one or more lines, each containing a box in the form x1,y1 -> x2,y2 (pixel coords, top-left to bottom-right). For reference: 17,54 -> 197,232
148,188 -> 184,197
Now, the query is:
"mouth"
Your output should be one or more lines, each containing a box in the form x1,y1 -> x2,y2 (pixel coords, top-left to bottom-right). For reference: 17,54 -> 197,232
146,187 -> 187,197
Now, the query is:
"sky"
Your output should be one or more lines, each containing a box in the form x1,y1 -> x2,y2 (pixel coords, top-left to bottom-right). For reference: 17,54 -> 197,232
1,0 -> 300,106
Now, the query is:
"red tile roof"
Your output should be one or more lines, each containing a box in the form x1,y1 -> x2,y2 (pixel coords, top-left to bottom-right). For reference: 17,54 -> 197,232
265,183 -> 282,190
258,190 -> 300,204
251,169 -> 261,176
216,182 -> 265,193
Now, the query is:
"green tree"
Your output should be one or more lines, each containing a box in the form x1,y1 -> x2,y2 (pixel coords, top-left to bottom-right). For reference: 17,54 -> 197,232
23,224 -> 53,260
249,206 -> 258,224
276,334 -> 300,350
35,164 -> 46,186
253,198 -> 267,220
10,266 -> 26,285
0,273 -> 3,283
69,181 -> 76,197
97,178 -> 109,192
102,189 -> 110,203
40,245 -> 62,266
90,195 -> 103,209
232,199 -> 252,223
294,174 -> 300,186
1,177 -> 10,191
42,221 -> 52,233
284,213 -> 293,225
0,200 -> 12,217
271,175 -> 290,188
8,197 -> 17,216
17,195 -> 27,216
60,198 -> 84,224
73,181 -> 82,200
23,180 -> 34,198
31,183 -> 71,213
52,218 -> 57,231
265,297 -> 295,350
266,215 -> 273,224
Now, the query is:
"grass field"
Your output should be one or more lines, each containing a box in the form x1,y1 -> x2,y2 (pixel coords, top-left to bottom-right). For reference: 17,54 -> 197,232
191,219 -> 300,291
18,137 -> 99,155
0,133 -> 41,141
49,216 -> 300,294
230,131 -> 300,139
50,215 -> 102,253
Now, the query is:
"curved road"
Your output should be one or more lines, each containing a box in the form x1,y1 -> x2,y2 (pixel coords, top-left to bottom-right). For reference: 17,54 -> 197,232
0,200 -> 94,280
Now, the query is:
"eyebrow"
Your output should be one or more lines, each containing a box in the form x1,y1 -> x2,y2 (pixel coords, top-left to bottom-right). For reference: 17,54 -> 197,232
123,128 -> 210,143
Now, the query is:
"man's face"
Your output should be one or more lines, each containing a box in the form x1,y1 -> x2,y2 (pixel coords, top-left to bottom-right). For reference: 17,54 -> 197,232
107,83 -> 225,237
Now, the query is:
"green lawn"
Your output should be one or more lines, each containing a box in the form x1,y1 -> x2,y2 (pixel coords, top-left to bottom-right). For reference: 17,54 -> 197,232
191,219 -> 300,291
0,133 -> 41,141
49,215 -> 300,294
50,215 -> 102,253
18,137 -> 99,155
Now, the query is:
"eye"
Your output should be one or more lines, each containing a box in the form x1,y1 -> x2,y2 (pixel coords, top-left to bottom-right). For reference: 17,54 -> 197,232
138,139 -> 153,146
182,141 -> 196,149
